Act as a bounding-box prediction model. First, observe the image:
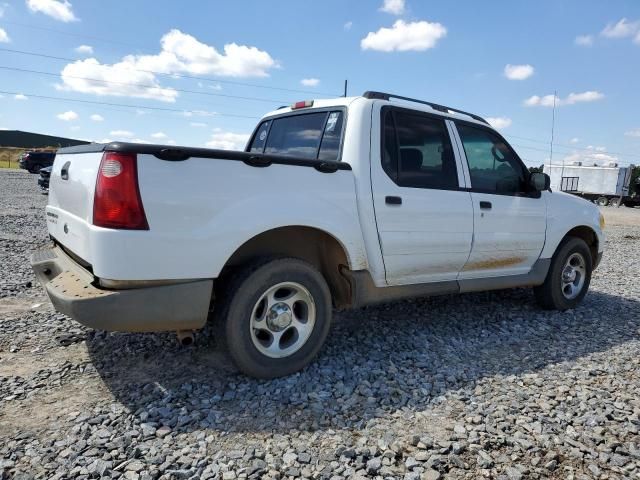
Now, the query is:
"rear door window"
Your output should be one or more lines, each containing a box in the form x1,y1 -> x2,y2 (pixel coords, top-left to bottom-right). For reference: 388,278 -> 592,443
249,111 -> 344,160
381,108 -> 459,189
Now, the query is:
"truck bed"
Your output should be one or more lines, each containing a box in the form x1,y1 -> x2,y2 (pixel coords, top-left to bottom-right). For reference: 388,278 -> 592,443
47,142 -> 365,282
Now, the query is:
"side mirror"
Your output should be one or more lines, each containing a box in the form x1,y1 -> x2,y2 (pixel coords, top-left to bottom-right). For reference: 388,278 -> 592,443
529,172 -> 550,191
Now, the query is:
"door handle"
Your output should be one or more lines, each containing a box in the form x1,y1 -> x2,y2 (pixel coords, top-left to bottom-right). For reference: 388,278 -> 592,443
479,201 -> 492,210
385,196 -> 402,205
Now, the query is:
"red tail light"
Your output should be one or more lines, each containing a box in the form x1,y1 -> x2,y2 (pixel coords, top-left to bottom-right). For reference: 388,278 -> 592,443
93,152 -> 149,230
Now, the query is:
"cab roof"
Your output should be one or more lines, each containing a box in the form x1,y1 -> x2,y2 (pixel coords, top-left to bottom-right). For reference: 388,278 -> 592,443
262,91 -> 491,128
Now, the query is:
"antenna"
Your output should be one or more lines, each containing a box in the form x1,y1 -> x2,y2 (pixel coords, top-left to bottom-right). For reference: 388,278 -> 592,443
343,79 -> 348,97
550,90 -> 557,175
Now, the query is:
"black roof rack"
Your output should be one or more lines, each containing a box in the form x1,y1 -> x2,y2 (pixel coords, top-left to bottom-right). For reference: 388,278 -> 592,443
362,91 -> 490,125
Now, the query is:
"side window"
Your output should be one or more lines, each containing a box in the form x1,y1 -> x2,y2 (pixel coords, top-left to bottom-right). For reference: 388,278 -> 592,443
381,109 -> 398,182
249,120 -> 270,153
318,111 -> 344,160
457,124 -> 527,194
381,108 -> 458,189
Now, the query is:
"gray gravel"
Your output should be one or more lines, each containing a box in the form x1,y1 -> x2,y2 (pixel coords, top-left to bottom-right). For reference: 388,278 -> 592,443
1,169 -> 639,479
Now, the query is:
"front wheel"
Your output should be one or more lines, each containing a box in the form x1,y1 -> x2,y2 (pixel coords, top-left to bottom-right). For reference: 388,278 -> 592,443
534,237 -> 592,310
596,196 -> 609,207
215,258 -> 332,379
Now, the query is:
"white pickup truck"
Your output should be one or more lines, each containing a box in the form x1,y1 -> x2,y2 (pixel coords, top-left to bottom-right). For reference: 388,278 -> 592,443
31,91 -> 605,378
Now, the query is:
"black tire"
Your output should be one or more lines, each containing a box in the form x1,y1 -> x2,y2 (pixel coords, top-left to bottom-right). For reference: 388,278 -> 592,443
534,236 -> 593,311
596,196 -> 609,207
214,257 -> 332,379
609,197 -> 621,208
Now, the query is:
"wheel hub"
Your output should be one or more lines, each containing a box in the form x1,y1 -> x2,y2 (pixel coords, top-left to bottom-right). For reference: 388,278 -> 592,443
266,302 -> 293,332
562,266 -> 577,282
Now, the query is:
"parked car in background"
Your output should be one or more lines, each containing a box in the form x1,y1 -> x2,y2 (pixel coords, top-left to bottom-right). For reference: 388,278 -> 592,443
19,151 -> 56,173
38,166 -> 51,194
30,91 -> 605,378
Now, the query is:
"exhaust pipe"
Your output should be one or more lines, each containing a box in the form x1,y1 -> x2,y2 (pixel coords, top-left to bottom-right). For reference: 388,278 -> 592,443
176,330 -> 194,346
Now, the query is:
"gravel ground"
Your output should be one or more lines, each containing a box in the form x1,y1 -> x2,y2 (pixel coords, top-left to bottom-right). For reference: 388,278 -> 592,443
1,169 -> 639,480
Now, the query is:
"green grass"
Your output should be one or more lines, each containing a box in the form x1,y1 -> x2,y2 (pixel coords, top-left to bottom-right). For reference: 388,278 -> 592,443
0,159 -> 20,169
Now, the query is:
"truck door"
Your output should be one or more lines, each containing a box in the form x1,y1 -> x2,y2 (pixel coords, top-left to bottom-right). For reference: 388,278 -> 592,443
370,105 -> 474,286
451,121 -> 547,278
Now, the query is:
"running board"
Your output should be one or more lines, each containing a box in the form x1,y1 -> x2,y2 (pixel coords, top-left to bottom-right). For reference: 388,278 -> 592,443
341,259 -> 551,308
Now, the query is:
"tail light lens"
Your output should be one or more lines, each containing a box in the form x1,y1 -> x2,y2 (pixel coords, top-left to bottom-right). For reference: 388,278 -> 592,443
93,152 -> 149,230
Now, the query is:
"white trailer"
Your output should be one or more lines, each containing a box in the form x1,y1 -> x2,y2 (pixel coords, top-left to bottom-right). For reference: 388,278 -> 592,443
547,163 -> 637,207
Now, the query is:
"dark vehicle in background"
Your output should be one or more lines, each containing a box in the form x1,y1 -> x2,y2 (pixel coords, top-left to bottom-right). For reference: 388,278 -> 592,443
19,151 -> 56,173
38,166 -> 52,194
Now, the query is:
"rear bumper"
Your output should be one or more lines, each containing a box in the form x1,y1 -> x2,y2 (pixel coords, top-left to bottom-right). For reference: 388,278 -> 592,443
30,246 -> 213,332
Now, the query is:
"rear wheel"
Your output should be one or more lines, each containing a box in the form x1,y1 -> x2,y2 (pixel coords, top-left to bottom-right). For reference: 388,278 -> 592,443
534,237 -> 592,310
608,197 -> 621,208
596,196 -> 609,207
215,258 -> 332,379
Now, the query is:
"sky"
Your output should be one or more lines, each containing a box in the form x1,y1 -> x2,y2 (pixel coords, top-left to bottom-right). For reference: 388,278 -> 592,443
0,0 -> 639,167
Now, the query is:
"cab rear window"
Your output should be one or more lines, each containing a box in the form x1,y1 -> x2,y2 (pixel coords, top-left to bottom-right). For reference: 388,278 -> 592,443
249,111 -> 344,161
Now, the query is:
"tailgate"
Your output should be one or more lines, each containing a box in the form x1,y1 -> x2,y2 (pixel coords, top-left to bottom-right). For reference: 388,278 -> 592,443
47,151 -> 103,261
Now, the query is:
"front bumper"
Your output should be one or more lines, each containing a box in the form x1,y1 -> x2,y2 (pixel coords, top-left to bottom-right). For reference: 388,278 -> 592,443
30,246 -> 213,332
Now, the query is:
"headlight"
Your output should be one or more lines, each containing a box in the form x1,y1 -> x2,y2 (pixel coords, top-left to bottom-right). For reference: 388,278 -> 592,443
599,213 -> 605,230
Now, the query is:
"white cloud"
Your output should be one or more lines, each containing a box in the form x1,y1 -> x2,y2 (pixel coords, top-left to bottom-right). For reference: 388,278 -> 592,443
109,130 -> 134,138
132,29 -> 277,77
26,0 -> 77,22
504,64 -> 534,80
180,109 -> 216,117
58,29 -> 277,102
524,91 -> 604,107
0,3 -> 6,18
301,78 -> 320,87
150,132 -> 167,139
166,139 -> 177,145
570,137 -> 580,144
625,128 -> 640,137
601,18 -> 640,38
14,94 -> 28,100
131,138 -> 151,144
563,151 -> 618,166
69,125 -> 80,131
575,35 -> 593,46
59,58 -> 179,102
0,27 -> 9,43
361,20 -> 447,52
565,91 -> 605,104
190,122 -> 207,127
56,110 -> 78,121
486,117 -> 512,130
379,0 -> 405,15
205,131 -> 250,150
344,21 -> 353,31
75,44 -> 93,55
90,113 -> 104,122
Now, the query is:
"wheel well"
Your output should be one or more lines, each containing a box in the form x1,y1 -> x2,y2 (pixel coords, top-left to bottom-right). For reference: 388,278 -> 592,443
565,226 -> 598,263
219,226 -> 352,308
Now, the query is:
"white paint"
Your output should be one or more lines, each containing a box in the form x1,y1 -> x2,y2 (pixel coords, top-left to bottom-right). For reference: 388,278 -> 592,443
46,94 -> 603,289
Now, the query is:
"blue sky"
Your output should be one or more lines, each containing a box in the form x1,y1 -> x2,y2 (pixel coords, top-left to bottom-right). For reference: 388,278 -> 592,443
1,0 -> 639,166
